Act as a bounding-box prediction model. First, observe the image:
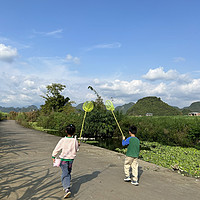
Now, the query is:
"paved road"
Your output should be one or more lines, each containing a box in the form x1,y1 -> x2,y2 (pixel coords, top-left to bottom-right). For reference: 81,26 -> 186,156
0,120 -> 199,200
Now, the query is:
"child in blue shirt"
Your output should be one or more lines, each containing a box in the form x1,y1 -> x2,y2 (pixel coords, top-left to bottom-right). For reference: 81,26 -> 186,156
122,125 -> 140,186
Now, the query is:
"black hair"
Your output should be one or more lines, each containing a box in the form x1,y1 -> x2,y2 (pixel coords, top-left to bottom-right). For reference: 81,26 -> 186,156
66,124 -> 76,135
129,125 -> 137,135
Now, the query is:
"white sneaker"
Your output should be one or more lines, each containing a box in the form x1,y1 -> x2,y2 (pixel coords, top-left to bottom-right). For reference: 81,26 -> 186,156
131,180 -> 139,186
124,177 -> 131,182
64,189 -> 71,198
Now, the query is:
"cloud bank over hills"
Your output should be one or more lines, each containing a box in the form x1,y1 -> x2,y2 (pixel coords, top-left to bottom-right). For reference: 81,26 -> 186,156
1,45 -> 200,109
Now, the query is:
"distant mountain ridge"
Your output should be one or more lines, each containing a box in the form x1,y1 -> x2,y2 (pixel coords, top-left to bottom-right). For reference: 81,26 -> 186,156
75,99 -> 200,116
115,102 -> 135,114
0,105 -> 38,113
75,103 -> 84,111
1,99 -> 200,115
183,101 -> 200,112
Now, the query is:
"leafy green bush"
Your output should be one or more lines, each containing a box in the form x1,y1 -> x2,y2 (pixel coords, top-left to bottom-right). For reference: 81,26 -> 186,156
37,112 -> 82,136
81,107 -> 123,138
8,111 -> 18,120
16,112 -> 30,128
120,116 -> 200,148
0,112 -> 8,120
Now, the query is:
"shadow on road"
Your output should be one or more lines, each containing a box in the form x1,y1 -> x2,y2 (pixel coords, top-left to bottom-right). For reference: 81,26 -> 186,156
71,171 -> 101,197
0,158 -> 63,200
0,121 -> 62,199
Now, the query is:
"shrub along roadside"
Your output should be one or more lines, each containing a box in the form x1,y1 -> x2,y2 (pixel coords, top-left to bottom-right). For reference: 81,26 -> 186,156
119,116 -> 200,149
13,111 -> 200,149
0,112 -> 7,121
36,112 -> 82,136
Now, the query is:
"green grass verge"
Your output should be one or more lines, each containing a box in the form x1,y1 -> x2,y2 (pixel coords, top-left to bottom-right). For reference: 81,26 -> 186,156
82,140 -> 99,144
29,122 -> 59,134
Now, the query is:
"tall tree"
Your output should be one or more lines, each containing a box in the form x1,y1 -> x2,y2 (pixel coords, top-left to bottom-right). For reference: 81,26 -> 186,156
40,83 -> 70,114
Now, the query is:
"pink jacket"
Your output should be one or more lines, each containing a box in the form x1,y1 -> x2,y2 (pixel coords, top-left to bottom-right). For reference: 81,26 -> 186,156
52,137 -> 79,160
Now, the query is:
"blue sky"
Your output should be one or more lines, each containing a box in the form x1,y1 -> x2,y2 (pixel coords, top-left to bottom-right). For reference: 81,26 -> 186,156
0,0 -> 200,108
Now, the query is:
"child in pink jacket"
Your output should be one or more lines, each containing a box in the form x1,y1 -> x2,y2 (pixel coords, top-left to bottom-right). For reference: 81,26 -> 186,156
52,124 -> 79,198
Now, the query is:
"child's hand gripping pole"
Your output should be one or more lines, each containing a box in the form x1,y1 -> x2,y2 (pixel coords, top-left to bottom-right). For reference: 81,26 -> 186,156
79,101 -> 94,140
105,100 -> 124,138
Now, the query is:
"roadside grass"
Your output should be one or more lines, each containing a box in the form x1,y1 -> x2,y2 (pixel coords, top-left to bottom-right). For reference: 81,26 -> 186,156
116,141 -> 200,178
29,122 -> 59,135
82,140 -> 99,144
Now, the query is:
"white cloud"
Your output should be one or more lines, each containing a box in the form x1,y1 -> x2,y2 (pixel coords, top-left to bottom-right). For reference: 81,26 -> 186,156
0,59 -> 199,109
0,43 -> 18,62
178,79 -> 200,95
142,67 -> 188,81
86,42 -> 121,51
46,29 -> 63,36
24,80 -> 35,87
66,54 -> 80,64
94,42 -> 121,49
173,57 -> 186,62
0,56 -> 92,107
32,29 -> 63,38
94,70 -> 200,108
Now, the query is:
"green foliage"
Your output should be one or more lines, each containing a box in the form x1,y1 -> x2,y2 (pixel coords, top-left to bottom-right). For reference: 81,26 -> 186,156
187,118 -> 200,149
13,83 -> 80,137
15,112 -> 30,128
116,141 -> 200,178
0,112 -> 7,120
83,140 -> 99,144
127,96 -> 182,116
79,86 -> 123,138
40,83 -> 70,114
24,111 -> 40,122
37,112 -> 82,136
12,111 -> 39,124
120,115 -> 200,148
82,108 -> 116,138
8,111 -> 18,120
181,108 -> 192,115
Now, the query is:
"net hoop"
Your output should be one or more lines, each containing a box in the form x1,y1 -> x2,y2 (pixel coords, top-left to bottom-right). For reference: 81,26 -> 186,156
82,101 -> 94,112
105,100 -> 115,111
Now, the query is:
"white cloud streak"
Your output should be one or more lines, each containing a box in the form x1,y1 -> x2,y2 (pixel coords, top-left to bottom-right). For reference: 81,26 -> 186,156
32,29 -> 63,38
86,42 -> 121,51
66,54 -> 80,64
173,57 -> 186,62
